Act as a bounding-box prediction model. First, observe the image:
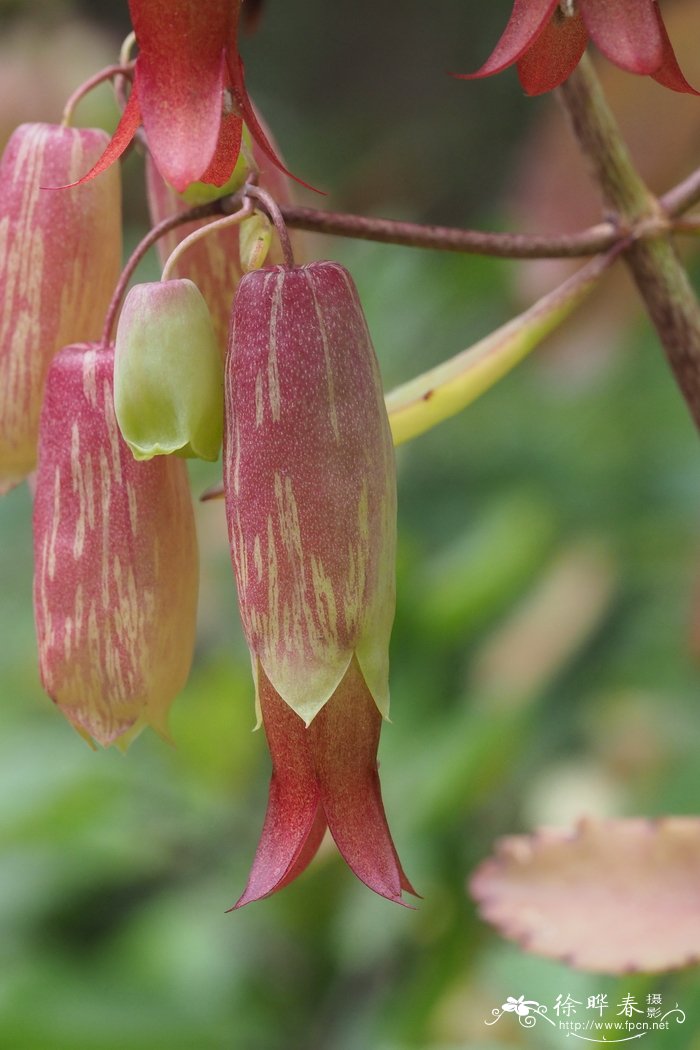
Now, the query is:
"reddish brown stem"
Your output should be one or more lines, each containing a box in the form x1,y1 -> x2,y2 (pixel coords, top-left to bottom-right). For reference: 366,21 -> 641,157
101,198 -> 233,345
246,185 -> 295,267
277,205 -> 618,259
661,167 -> 700,219
62,64 -> 134,127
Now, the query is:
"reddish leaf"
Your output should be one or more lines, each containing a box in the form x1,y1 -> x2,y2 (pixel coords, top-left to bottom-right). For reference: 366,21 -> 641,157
580,0 -> 662,75
471,817 -> 700,973
517,10 -> 588,95
129,0 -> 236,191
455,0 -> 559,80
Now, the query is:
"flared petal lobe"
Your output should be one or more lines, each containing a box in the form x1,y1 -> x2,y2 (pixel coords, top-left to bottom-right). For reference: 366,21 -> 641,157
114,279 -> 223,461
233,661 -> 324,907
33,343 -> 198,747
0,124 -> 121,493
224,261 -> 396,725
309,657 -> 417,902
128,0 -> 239,191
233,660 -> 414,907
458,0 -> 697,95
651,6 -> 700,95
456,0 -> 559,80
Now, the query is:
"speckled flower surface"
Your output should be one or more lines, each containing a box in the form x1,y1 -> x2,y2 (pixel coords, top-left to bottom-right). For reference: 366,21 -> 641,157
33,343 -> 198,748
0,124 -> 121,493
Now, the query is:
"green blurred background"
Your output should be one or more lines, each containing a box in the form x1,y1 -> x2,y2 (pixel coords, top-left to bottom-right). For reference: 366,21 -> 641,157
2,1 -> 700,1047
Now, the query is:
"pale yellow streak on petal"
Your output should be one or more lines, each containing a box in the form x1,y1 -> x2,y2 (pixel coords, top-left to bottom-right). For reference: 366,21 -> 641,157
266,271 -> 282,423
305,268 -> 340,442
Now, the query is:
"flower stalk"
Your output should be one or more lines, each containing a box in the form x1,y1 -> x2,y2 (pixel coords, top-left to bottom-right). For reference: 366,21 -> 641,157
558,53 -> 700,432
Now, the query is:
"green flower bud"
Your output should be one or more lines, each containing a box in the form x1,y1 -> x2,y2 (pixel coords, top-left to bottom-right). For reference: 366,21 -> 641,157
114,279 -> 223,462
178,125 -> 254,206
239,209 -> 273,272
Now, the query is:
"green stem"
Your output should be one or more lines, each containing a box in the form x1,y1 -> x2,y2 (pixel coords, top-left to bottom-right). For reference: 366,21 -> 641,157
558,54 -> 700,432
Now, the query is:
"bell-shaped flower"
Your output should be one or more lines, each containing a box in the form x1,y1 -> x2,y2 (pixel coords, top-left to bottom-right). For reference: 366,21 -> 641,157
33,342 -> 199,748
225,260 -> 415,904
73,0 -> 311,194
0,123 -> 121,494
114,279 -> 223,461
146,115 -> 307,353
456,0 -> 698,96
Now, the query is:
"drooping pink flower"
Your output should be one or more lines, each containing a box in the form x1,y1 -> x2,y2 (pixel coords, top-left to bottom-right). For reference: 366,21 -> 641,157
456,0 -> 698,97
75,0 -> 311,193
33,342 -> 198,748
224,261 -> 415,904
0,123 -> 121,494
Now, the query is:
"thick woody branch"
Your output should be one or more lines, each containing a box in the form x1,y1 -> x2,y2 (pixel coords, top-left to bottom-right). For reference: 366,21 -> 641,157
559,55 -> 700,433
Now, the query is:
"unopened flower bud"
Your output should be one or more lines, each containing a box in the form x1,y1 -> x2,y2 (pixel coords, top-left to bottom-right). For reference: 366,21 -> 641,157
179,123 -> 253,206
239,209 -> 273,272
114,279 -> 223,462
33,343 -> 199,748
0,124 -> 121,493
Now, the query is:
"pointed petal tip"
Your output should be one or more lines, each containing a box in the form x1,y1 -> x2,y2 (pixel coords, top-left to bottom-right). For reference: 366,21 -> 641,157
47,88 -> 142,190
650,6 -> 700,95
452,0 -> 560,83
229,54 -> 325,195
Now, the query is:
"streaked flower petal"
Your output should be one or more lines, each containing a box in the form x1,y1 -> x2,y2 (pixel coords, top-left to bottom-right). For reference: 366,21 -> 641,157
225,262 -> 395,726
0,124 -> 121,491
33,343 -> 198,747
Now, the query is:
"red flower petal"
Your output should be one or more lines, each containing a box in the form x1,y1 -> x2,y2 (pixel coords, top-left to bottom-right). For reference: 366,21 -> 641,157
517,10 -> 588,95
651,5 -> 699,95
232,666 -> 323,908
197,112 -> 243,188
228,53 -> 323,193
579,0 -> 662,75
454,0 -> 559,80
310,659 -> 416,904
58,88 -> 141,189
129,0 -> 237,191
274,809 -> 328,893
